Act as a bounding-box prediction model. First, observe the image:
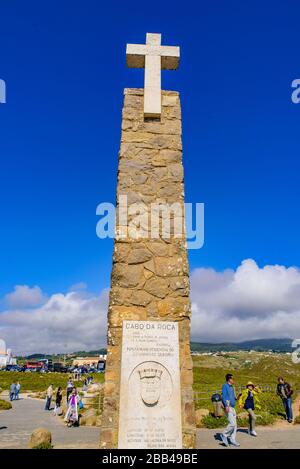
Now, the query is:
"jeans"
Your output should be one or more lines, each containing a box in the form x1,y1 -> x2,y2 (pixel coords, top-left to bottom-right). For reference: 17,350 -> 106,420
246,408 -> 256,432
15,390 -> 19,400
45,396 -> 52,410
283,398 -> 293,421
223,407 -> 237,442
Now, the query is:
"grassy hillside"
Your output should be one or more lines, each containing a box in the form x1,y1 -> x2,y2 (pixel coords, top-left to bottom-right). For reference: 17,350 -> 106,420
191,338 -> 293,353
193,351 -> 300,428
0,371 -> 104,392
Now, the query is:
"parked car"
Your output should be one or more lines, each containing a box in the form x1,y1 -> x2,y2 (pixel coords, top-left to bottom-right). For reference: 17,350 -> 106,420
5,365 -> 20,372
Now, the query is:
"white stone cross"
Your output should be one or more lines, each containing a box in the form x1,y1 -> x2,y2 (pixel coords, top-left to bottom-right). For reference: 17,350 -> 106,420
126,33 -> 180,118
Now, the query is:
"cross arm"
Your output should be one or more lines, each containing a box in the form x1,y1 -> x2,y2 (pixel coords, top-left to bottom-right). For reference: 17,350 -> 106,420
126,44 -> 146,68
161,46 -> 180,70
126,44 -> 180,70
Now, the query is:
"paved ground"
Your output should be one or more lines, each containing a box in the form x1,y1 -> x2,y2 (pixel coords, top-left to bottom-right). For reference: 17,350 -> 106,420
0,396 -> 99,449
197,394 -> 300,449
1,396 -> 300,449
196,426 -> 300,449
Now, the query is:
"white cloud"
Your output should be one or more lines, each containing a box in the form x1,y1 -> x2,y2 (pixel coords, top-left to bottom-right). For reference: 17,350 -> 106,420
0,288 -> 109,355
191,259 -> 300,342
1,259 -> 300,354
5,285 -> 46,309
68,282 -> 87,292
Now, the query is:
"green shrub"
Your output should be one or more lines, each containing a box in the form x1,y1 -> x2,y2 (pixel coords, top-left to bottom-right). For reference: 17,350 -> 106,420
258,392 -> 284,418
256,411 -> 276,426
201,414 -> 228,429
32,442 -> 53,450
0,399 -> 12,410
236,416 -> 249,427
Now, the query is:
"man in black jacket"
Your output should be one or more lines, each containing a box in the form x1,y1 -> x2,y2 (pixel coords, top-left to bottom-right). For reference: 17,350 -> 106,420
277,377 -> 293,423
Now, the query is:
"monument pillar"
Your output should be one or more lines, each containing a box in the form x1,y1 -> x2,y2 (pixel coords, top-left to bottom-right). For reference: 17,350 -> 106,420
100,88 -> 196,449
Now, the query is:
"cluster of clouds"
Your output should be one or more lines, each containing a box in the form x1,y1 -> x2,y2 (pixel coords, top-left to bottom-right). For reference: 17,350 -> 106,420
0,285 -> 109,355
190,259 -> 300,342
0,259 -> 300,354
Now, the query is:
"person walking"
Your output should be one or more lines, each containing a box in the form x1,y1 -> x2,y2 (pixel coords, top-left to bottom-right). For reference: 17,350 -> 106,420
45,384 -> 53,411
211,391 -> 223,418
277,377 -> 293,423
238,381 -> 261,436
66,378 -> 73,403
9,382 -> 16,401
82,378 -> 88,392
15,382 -> 21,400
64,387 -> 79,427
54,387 -> 63,416
220,373 -> 240,447
87,374 -> 93,386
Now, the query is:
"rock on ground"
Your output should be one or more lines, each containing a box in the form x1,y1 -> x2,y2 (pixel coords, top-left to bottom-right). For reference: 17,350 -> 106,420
195,408 -> 209,426
29,427 -> 52,448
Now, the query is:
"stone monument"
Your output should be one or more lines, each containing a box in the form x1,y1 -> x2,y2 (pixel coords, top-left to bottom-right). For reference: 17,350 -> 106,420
100,33 -> 196,449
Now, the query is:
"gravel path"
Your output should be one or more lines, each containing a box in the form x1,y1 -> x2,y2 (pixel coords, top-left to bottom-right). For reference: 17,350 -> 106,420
197,426 -> 300,449
0,396 -> 99,449
1,396 -> 300,449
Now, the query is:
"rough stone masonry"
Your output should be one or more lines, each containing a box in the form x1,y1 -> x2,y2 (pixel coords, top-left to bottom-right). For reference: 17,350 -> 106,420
100,88 -> 196,449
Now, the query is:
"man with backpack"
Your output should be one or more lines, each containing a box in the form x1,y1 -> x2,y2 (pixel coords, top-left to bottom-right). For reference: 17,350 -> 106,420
277,377 -> 293,423
220,373 -> 240,447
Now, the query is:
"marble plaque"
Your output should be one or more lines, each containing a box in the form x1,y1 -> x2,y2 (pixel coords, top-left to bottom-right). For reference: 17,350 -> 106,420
118,320 -> 182,449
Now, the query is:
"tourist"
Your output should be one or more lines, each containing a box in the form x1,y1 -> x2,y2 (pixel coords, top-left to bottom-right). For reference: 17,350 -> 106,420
9,382 -> 16,401
211,391 -> 223,418
277,377 -> 293,423
220,373 -> 240,447
45,384 -> 53,411
87,374 -> 93,386
66,378 -> 73,403
238,381 -> 261,436
54,387 -> 63,416
82,378 -> 88,392
64,387 -> 79,427
15,382 -> 21,400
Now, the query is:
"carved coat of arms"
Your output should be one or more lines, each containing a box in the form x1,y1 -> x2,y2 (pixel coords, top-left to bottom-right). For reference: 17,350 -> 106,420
138,367 -> 163,406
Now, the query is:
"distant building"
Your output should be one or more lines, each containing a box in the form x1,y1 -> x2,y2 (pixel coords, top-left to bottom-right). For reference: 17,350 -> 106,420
0,339 -> 16,368
73,354 -> 107,368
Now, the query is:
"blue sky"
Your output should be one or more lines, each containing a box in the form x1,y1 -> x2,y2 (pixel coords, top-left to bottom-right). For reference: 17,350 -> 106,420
0,0 -> 299,300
